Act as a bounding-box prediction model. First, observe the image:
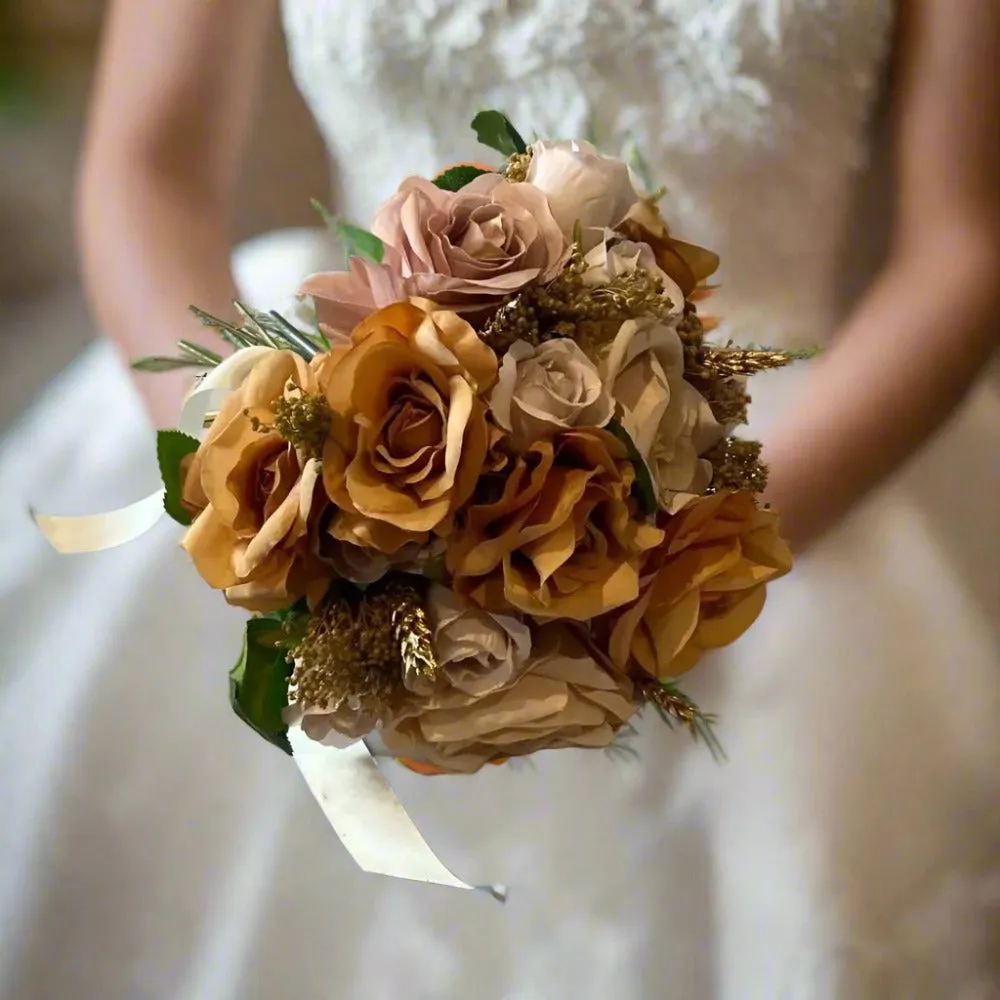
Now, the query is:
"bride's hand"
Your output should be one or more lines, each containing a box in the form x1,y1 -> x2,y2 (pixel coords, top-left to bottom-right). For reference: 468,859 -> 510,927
77,0 -> 276,428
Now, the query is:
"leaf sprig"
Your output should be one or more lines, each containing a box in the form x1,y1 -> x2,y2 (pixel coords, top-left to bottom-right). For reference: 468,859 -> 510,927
311,198 -> 384,264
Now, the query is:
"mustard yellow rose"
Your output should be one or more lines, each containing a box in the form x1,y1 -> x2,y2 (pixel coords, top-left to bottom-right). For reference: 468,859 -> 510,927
181,350 -> 331,612
321,300 -> 497,552
607,490 -> 793,679
448,427 -> 663,620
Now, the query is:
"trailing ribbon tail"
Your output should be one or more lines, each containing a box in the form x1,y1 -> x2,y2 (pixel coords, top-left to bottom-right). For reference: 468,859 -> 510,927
31,491 -> 167,554
289,726 -> 506,901
31,382 -> 236,555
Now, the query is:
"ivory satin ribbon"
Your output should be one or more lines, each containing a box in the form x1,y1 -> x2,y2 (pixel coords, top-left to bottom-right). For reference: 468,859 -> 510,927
31,347 -> 504,899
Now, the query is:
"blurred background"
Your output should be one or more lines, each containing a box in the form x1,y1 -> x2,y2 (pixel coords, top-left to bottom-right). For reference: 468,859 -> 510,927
0,0 -> 329,432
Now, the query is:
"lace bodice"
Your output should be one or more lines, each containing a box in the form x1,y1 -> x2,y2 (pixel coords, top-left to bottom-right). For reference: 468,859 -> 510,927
281,0 -> 894,344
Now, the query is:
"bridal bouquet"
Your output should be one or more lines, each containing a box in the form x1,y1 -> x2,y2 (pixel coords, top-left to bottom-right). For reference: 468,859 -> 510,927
41,108 -> 798,786
36,111 -> 798,888
126,111 -> 795,776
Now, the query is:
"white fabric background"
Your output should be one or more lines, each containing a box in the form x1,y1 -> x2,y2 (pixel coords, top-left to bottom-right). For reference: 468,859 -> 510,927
2,1 -> 999,996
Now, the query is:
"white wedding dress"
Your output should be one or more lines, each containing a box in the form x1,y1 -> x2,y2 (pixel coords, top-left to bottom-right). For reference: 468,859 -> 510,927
2,2 -> 999,997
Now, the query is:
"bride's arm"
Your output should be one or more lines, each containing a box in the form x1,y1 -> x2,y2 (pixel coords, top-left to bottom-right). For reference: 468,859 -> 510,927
76,0 -> 275,428
762,0 -> 999,549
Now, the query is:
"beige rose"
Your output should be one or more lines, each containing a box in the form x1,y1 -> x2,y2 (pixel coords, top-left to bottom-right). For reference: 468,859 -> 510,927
381,622 -> 638,773
284,692 -> 373,749
180,350 -> 331,612
321,301 -> 497,549
582,237 -> 684,316
526,140 -> 640,248
313,507 -> 446,585
617,200 -> 720,299
489,338 -> 614,451
401,584 -> 532,698
607,490 -> 793,680
601,317 -> 723,512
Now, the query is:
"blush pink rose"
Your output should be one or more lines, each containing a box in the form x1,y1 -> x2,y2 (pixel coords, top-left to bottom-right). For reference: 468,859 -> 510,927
300,175 -> 567,335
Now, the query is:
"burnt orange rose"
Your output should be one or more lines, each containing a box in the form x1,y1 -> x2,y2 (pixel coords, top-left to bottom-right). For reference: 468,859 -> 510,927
448,428 -> 663,620
180,350 -> 331,612
321,300 -> 497,551
607,490 -> 792,679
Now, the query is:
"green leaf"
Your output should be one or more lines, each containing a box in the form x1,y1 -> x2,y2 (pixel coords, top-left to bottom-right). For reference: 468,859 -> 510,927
189,305 -> 255,350
606,420 -> 658,517
156,429 -> 201,526
131,356 -> 209,373
626,141 -> 657,195
433,164 -> 493,192
177,339 -> 224,366
229,617 -> 295,755
336,221 -> 385,264
310,198 -> 384,264
471,109 -> 528,157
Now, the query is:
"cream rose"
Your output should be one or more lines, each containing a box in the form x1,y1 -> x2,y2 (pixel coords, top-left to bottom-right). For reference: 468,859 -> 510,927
601,318 -> 724,512
381,622 -> 638,774
403,584 -> 531,698
617,199 -> 720,299
284,693 -> 371,749
526,140 -> 640,247
582,237 -> 685,316
490,338 -> 614,451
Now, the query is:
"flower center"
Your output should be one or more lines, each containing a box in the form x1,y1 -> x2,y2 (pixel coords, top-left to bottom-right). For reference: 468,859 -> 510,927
272,388 -> 332,459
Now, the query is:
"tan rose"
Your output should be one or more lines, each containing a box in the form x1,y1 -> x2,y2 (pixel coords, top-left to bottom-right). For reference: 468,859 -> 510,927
321,301 -> 497,550
403,584 -> 532,698
313,507 -> 447,585
617,200 -> 720,299
284,689 -> 374,749
489,338 -> 614,451
370,174 -> 566,312
180,350 -> 331,612
526,140 -> 640,248
449,428 -> 663,620
380,622 -> 638,773
582,237 -> 684,316
601,317 -> 723,513
607,490 -> 793,679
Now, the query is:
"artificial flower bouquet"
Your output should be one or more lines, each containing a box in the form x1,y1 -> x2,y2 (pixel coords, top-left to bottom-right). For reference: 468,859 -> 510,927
39,111 -> 797,888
